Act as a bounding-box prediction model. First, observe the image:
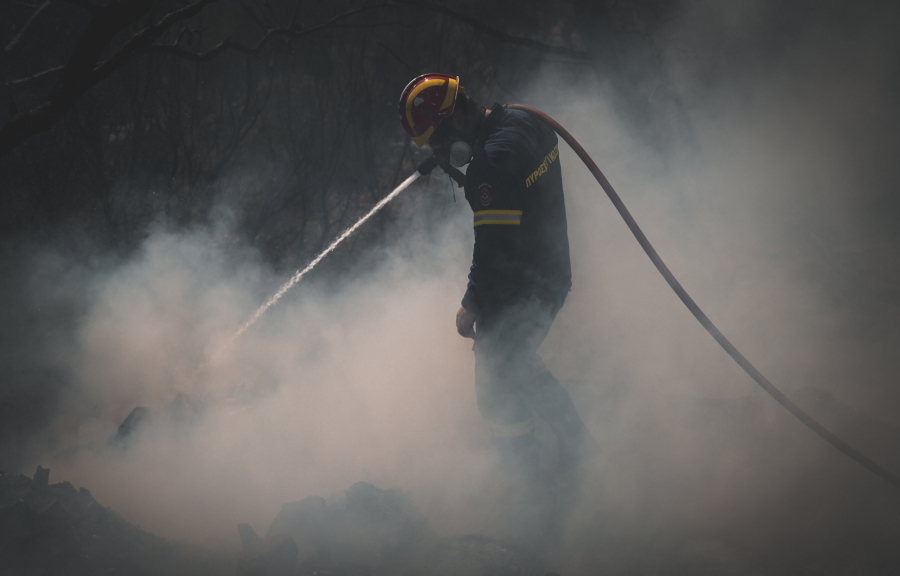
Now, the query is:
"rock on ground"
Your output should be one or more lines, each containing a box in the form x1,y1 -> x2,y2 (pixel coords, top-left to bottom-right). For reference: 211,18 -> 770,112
0,466 -> 233,576
237,481 -> 547,576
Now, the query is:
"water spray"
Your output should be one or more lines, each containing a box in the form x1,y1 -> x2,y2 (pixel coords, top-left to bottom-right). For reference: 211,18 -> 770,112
227,170 -> 423,345
218,104 -> 899,490
224,154 -> 460,349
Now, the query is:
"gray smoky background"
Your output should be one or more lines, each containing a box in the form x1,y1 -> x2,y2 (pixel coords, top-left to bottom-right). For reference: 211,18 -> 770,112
2,0 -> 900,574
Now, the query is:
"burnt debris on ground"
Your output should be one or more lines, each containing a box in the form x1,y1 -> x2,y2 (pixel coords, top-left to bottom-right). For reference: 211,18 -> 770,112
1,467 -> 550,576
109,393 -> 206,448
236,481 -> 546,576
0,466 -> 231,576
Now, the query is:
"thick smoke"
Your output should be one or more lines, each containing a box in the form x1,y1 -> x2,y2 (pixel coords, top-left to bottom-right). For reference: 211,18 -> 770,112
23,193 -> 511,546
4,0 -> 900,573
525,1 -> 900,572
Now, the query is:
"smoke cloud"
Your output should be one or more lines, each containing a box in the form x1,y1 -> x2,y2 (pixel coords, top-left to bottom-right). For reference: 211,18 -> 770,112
3,0 -> 900,573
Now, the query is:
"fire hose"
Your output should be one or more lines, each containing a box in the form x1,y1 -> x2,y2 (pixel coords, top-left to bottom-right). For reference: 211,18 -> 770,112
421,103 -> 900,490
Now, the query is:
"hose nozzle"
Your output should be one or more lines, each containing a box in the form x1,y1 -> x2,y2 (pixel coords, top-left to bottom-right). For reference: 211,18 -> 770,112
416,155 -> 439,176
416,154 -> 465,188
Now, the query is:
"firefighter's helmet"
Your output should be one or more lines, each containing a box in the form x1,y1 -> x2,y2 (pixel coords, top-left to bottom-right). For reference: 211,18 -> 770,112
398,73 -> 460,147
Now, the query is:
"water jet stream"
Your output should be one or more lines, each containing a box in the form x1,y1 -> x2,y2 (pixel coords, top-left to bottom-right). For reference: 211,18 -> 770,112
228,171 -> 421,344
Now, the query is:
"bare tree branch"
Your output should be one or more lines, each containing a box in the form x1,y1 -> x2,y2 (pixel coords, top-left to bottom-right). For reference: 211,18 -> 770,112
90,0 -> 218,83
1,0 -> 587,159
150,0 -> 590,64
5,0 -> 52,52
5,65 -> 64,86
1,0 -> 219,158
377,41 -> 417,75
148,3 -> 390,61
238,0 -> 270,32
394,0 -> 590,61
61,0 -> 101,16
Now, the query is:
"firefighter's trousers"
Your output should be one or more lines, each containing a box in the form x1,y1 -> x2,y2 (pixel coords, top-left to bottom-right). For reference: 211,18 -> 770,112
473,296 -> 591,478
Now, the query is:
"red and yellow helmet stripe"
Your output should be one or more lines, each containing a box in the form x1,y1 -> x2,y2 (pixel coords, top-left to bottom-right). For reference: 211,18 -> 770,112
398,74 -> 460,147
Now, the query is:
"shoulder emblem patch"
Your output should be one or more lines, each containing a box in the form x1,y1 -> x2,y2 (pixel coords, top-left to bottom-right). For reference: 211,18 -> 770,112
478,183 -> 493,207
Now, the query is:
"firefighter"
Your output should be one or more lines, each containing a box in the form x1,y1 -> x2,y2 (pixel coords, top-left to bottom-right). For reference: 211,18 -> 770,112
399,74 -> 594,484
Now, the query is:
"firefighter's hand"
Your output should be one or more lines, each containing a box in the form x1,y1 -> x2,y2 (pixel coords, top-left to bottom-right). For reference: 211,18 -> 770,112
456,306 -> 478,339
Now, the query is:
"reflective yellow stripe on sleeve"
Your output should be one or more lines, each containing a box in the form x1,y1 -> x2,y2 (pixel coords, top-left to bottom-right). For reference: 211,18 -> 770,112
473,209 -> 522,227
490,417 -> 535,438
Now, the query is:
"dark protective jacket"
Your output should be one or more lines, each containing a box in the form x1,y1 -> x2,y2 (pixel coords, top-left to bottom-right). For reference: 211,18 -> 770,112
461,103 -> 572,314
